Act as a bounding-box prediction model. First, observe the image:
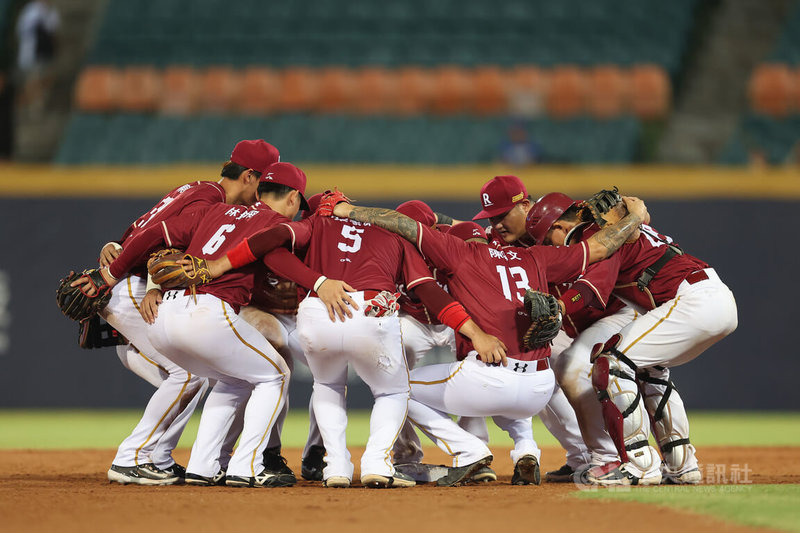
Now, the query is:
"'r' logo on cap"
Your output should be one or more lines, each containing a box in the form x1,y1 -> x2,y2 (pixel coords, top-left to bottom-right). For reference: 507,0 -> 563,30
482,193 -> 493,207
265,172 -> 274,180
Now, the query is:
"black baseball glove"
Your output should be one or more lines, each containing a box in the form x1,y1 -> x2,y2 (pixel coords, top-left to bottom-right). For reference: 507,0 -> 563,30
578,186 -> 624,227
78,315 -> 127,349
56,269 -> 112,322
522,289 -> 562,349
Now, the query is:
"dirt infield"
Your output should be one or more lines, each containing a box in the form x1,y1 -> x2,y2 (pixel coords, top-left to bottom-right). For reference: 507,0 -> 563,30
1,446 -> 797,533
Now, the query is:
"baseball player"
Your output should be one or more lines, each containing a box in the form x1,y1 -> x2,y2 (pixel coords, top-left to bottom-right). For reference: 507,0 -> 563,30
471,175 -> 594,481
97,139 -> 279,485
78,162 -> 357,487
527,192 -> 738,485
391,204 -> 498,483
322,193 -> 647,485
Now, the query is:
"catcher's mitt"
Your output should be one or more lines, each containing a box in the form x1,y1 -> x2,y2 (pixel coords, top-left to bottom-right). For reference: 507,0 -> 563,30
147,249 -> 212,290
578,186 -> 626,227
522,289 -> 562,349
56,269 -> 112,322
318,188 -> 352,217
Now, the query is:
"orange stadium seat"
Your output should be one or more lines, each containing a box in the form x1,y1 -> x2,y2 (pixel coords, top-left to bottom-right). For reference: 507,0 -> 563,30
159,66 -> 201,115
430,66 -> 475,115
278,67 -> 320,112
394,67 -> 434,115
352,67 -> 397,114
199,67 -> 242,113
239,67 -> 281,113
586,65 -> 626,118
630,64 -> 671,119
506,66 -> 550,116
749,64 -> 795,117
74,66 -> 120,112
118,66 -> 160,112
546,66 -> 587,118
316,67 -> 357,113
473,66 -> 508,115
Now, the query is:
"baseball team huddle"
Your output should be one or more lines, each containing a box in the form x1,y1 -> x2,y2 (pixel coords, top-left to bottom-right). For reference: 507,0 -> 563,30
56,138 -> 738,489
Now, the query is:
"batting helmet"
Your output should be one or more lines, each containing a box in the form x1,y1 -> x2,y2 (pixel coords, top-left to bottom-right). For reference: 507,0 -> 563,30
525,192 -> 575,244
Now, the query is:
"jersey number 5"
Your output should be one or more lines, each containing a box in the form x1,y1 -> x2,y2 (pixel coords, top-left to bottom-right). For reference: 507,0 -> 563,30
202,224 -> 236,255
338,225 -> 365,253
496,265 -> 529,302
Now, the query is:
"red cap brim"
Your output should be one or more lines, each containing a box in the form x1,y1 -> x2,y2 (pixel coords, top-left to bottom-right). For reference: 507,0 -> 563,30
472,205 -> 511,221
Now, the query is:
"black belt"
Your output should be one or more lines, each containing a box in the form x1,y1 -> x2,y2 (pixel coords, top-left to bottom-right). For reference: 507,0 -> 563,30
637,244 -> 683,291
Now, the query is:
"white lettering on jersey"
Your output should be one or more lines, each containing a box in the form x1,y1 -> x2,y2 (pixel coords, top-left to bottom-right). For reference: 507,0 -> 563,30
338,225 -> 365,253
202,224 -> 237,255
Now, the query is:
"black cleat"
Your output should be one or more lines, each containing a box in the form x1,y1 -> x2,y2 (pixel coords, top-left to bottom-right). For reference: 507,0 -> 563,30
544,463 -> 575,483
185,470 -> 227,486
262,447 -> 297,486
301,445 -> 326,481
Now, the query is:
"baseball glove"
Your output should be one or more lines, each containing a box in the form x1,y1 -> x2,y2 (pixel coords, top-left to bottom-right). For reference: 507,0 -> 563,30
318,188 -> 352,217
578,186 -> 626,227
522,289 -> 562,349
147,249 -> 212,290
78,315 -> 127,349
56,269 -> 112,322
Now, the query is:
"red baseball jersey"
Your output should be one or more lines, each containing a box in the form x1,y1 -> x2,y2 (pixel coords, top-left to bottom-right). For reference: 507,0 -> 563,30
118,181 -> 226,276
398,266 -> 449,325
415,225 -> 589,361
611,224 -> 708,311
282,214 -> 434,293
161,203 -> 290,311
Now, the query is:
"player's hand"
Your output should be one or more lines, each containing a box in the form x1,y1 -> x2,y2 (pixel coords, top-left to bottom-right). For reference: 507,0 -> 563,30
179,256 -> 229,279
98,242 -> 122,267
317,279 -> 359,322
70,267 -> 118,295
472,331 -> 508,367
139,289 -> 162,324
622,196 -> 647,222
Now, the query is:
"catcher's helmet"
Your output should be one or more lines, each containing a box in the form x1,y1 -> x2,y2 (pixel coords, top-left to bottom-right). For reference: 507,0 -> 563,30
525,192 -> 575,244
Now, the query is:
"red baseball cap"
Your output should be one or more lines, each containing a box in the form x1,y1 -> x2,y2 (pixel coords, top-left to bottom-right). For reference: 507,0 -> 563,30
525,192 -> 576,244
301,192 -> 324,220
396,200 -> 436,227
230,139 -> 280,171
447,221 -> 488,242
260,162 -> 310,210
472,175 -> 528,220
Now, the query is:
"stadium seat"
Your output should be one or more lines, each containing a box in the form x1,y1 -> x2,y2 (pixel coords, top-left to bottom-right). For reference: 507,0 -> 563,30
278,67 -> 320,112
317,67 -> 357,113
352,67 -> 397,114
239,67 -> 281,113
74,66 -> 121,112
586,65 -> 627,118
159,66 -> 201,115
118,66 -> 161,112
630,64 -> 671,119
506,66 -> 550,117
199,66 -> 242,113
473,66 -> 508,115
546,66 -> 586,117
430,66 -> 475,114
748,64 -> 795,117
394,67 -> 434,115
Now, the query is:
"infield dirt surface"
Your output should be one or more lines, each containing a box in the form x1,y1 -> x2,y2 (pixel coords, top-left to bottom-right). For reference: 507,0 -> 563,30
1,446 -> 797,533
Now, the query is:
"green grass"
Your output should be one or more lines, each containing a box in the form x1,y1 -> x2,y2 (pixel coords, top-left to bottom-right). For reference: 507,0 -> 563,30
577,484 -> 800,532
0,409 -> 798,450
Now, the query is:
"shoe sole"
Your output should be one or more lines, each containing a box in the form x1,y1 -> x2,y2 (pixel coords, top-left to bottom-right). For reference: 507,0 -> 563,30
107,469 -> 179,486
437,456 -> 493,487
361,474 -> 416,488
512,456 -> 541,486
225,476 -> 296,488
324,477 -> 351,488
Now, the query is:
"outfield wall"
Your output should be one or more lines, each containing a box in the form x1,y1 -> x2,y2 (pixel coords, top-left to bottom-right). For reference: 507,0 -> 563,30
0,165 -> 797,410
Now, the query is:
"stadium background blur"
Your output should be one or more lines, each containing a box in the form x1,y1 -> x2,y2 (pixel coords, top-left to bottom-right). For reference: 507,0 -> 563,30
0,0 -> 797,411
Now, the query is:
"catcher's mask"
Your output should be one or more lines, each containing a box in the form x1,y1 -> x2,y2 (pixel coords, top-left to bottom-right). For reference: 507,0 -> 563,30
525,192 -> 575,244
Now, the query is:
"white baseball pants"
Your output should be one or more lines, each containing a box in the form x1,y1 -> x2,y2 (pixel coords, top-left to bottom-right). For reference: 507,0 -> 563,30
296,293 -> 409,482
147,291 -> 289,479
